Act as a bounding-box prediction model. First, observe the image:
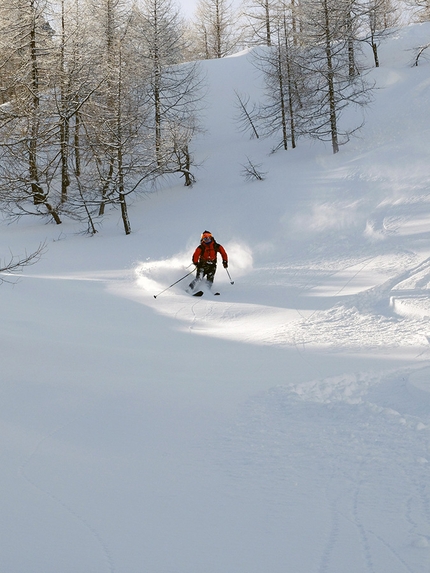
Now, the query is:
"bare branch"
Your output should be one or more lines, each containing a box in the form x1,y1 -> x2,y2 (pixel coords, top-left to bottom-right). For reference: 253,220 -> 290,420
240,157 -> 267,181
234,90 -> 260,139
413,43 -> 430,66
0,242 -> 46,283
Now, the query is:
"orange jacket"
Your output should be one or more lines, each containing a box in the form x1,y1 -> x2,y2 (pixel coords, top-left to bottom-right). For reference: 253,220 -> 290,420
192,241 -> 228,265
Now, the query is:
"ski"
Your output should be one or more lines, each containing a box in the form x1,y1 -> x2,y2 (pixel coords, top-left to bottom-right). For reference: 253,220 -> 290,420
190,290 -> 220,297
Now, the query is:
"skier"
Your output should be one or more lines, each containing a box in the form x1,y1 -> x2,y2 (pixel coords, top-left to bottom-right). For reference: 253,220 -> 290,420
189,230 -> 228,292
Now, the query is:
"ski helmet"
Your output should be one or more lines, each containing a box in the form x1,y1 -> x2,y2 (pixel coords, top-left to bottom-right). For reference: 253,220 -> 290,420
201,230 -> 213,243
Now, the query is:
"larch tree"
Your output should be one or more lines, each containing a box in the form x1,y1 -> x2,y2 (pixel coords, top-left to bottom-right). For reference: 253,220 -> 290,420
360,0 -> 399,67
298,0 -> 372,153
240,0 -> 302,48
78,0 -> 151,234
251,7 -> 305,150
0,0 -> 62,223
408,0 -> 430,21
192,0 -> 241,58
134,0 -> 203,180
241,0 -> 276,46
54,0 -> 102,205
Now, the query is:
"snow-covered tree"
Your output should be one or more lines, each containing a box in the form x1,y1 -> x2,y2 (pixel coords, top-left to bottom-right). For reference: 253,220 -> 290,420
72,0 -> 152,234
54,0 -> 102,204
0,0 -> 62,223
298,0 -> 372,153
360,0 -> 400,67
408,0 -> 430,21
251,9 -> 305,150
241,0 -> 276,46
134,0 -> 203,177
191,0 -> 241,58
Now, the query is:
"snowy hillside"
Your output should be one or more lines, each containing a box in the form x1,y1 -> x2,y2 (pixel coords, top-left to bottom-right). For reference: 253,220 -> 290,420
2,22 -> 430,573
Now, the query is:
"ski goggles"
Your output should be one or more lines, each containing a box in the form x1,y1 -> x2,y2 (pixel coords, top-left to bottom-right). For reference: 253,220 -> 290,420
202,235 -> 213,243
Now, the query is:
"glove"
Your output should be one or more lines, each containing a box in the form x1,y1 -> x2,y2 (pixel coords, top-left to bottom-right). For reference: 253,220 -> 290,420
223,260 -> 228,268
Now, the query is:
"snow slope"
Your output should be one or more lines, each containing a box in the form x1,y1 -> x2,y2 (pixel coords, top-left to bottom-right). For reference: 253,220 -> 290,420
2,22 -> 430,573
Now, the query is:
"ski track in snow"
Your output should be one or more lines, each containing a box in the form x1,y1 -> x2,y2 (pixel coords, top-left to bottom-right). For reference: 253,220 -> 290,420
130,246 -> 430,357
114,233 -> 430,572
91,172 -> 430,573
211,372 -> 430,573
4,22 -> 430,573
18,416 -> 116,573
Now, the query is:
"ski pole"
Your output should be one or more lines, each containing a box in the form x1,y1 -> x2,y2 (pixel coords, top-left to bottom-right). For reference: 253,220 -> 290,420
225,267 -> 234,284
153,268 -> 195,298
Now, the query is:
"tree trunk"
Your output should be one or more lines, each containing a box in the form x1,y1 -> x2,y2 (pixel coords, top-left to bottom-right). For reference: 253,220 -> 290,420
29,0 -> 62,222
323,0 -> 339,154
283,15 -> 296,149
346,11 -> 356,77
29,0 -> 40,203
60,0 -> 70,203
264,0 -> 271,46
74,112 -> 81,176
277,39 -> 288,150
215,0 -> 222,57
60,116 -> 70,202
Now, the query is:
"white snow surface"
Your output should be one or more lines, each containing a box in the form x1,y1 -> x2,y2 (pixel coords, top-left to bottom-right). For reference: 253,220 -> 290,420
2,23 -> 430,573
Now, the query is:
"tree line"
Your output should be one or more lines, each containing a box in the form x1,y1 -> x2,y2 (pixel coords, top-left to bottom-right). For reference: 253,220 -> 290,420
190,0 -> 429,155
0,0 -> 203,234
0,0 -> 425,234
210,0 -> 400,154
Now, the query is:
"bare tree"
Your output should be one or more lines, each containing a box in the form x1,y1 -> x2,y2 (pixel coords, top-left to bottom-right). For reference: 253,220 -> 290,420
250,7 -> 305,151
63,0 -> 203,234
0,0 -> 62,223
240,157 -> 267,180
298,0 -> 372,153
192,0 -> 242,58
0,0 -> 203,236
407,0 -> 430,21
360,0 -> 399,67
134,0 -> 204,177
241,0 -> 276,46
75,0 -> 153,234
53,0 -> 103,204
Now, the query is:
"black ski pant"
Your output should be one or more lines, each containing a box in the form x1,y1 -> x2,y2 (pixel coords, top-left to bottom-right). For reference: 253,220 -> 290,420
189,261 -> 217,290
